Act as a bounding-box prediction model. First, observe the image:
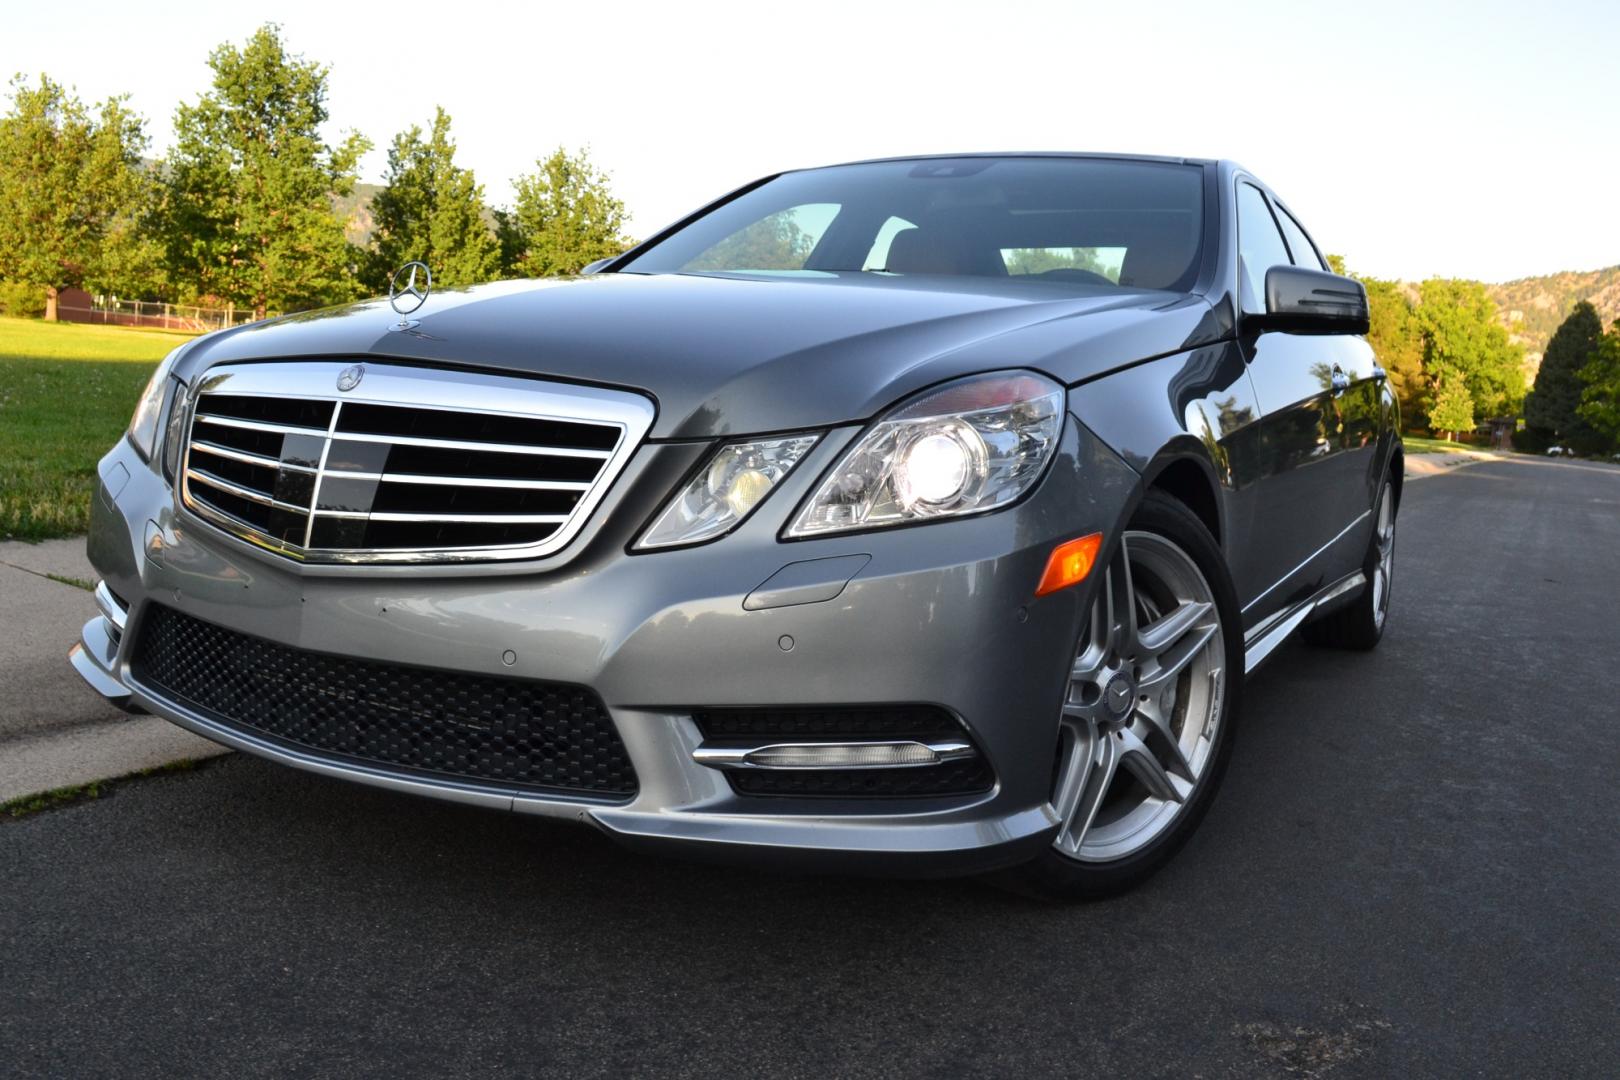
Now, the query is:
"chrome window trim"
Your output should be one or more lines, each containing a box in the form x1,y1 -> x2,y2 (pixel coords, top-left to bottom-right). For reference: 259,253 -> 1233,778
178,360 -> 656,565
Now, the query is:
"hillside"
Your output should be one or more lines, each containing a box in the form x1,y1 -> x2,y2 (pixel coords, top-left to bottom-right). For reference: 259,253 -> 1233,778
334,182 -> 381,247
1487,265 -> 1620,362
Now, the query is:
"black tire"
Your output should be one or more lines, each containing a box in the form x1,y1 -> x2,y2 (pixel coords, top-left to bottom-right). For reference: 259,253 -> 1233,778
1302,476 -> 1396,652
1002,489 -> 1245,902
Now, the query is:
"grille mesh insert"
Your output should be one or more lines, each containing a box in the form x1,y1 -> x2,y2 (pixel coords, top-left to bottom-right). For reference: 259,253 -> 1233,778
131,604 -> 638,797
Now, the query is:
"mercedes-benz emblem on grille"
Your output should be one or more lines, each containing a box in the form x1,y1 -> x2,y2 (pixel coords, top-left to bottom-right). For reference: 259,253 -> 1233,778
335,364 -> 365,392
388,261 -> 432,330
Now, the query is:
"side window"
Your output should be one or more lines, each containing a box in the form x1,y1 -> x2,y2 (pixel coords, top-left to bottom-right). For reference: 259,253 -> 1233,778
1236,183 -> 1292,313
1275,206 -> 1326,271
682,203 -> 841,272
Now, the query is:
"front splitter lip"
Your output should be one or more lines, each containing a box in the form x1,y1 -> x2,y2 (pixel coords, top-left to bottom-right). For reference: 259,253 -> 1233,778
69,616 -> 1061,876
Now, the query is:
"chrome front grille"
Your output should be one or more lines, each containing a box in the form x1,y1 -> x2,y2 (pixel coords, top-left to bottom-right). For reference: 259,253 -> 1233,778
179,361 -> 656,563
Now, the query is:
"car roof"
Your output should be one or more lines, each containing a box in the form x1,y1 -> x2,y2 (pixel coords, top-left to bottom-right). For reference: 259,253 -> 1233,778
799,151 -> 1220,172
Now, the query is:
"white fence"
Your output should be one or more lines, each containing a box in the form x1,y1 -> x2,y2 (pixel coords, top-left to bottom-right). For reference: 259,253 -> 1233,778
58,298 -> 270,333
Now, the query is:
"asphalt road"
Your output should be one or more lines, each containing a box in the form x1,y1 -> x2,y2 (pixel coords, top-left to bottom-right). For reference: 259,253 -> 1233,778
3,456 -> 1617,1079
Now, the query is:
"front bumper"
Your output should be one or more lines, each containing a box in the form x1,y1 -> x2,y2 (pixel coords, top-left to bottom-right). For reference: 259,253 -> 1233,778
72,414 -> 1139,876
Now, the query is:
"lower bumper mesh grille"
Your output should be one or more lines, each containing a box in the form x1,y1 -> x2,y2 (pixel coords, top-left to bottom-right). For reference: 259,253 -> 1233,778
131,605 -> 637,798
693,706 -> 993,798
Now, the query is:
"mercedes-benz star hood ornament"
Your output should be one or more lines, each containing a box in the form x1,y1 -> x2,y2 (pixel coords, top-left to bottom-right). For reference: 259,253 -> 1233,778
388,261 -> 432,331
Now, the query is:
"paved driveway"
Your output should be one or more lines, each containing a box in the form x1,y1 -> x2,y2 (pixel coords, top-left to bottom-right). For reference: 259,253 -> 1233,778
2,457 -> 1617,1078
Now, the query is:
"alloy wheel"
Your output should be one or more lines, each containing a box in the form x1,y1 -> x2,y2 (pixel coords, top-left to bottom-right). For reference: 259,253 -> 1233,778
1371,486 -> 1396,628
1051,530 -> 1227,862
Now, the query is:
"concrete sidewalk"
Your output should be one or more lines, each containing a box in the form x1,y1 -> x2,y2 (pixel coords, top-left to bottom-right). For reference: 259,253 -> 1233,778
0,538 -> 227,804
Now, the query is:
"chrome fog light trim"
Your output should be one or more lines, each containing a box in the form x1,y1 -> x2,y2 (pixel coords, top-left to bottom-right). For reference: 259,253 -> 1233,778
692,740 -> 976,771
94,580 -> 128,638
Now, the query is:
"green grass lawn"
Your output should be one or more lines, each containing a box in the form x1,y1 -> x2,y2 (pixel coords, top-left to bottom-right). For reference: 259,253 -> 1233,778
1402,435 -> 1498,456
0,317 -> 193,540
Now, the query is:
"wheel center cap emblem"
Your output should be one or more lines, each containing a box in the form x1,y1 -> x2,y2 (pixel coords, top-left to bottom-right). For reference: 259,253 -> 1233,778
1104,675 -> 1134,718
336,364 -> 365,392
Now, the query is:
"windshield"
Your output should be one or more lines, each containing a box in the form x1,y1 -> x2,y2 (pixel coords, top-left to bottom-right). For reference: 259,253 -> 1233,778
618,157 -> 1207,291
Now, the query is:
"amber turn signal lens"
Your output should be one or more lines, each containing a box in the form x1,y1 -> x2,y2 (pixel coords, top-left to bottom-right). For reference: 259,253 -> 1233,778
1036,533 -> 1103,597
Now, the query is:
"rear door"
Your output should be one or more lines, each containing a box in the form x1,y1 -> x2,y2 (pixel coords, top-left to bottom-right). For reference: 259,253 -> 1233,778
1236,180 -> 1369,625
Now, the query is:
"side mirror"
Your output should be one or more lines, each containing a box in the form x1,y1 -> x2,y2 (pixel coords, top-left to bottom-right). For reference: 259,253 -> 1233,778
579,257 -> 616,275
1256,266 -> 1369,335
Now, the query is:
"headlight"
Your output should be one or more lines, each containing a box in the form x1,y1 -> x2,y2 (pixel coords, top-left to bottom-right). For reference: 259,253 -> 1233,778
636,434 -> 820,549
786,371 -> 1065,537
162,379 -> 192,481
127,347 -> 183,461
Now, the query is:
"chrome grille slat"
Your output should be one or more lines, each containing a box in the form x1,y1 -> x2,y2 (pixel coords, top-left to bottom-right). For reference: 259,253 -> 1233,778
321,470 -> 592,491
316,510 -> 572,524
179,361 -> 656,564
195,414 -> 330,438
191,441 -> 313,472
186,469 -> 310,515
324,430 -> 615,459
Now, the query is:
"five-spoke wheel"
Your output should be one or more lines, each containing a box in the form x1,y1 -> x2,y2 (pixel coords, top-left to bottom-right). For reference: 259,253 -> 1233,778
1051,530 -> 1228,862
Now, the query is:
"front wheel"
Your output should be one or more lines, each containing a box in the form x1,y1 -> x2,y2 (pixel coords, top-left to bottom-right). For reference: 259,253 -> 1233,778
1006,491 -> 1244,901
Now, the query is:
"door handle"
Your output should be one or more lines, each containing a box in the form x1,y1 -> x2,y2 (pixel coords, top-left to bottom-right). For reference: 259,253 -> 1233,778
1330,366 -> 1351,396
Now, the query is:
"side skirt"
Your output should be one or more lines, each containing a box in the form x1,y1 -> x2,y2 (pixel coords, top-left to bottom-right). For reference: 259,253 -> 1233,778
1242,570 -> 1366,674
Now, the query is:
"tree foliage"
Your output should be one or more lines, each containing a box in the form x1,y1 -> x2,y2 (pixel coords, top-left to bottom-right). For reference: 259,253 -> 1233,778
0,75 -> 153,318
1525,300 -> 1603,446
368,107 -> 498,289
1428,376 -> 1476,438
160,24 -> 370,318
1002,247 -> 1117,279
1359,277 -> 1428,419
685,209 -> 818,271
1414,278 -> 1525,421
1576,320 -> 1620,446
505,147 -> 629,277
1334,259 -> 1531,440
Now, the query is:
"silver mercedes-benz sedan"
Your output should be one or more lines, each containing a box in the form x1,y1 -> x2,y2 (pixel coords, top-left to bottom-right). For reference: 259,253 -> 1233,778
71,154 -> 1400,898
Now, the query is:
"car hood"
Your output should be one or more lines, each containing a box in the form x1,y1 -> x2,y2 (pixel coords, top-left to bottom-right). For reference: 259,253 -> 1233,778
176,272 -> 1222,439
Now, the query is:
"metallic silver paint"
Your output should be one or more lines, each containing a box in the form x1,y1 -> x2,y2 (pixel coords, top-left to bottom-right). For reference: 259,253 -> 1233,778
67,156 -> 1402,875
71,413 -> 1139,873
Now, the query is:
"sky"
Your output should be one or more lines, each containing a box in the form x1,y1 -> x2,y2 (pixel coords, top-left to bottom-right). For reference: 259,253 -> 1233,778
4,0 -> 1616,283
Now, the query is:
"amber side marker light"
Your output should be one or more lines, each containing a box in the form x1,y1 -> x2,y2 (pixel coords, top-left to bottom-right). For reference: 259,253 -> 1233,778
1036,533 -> 1104,597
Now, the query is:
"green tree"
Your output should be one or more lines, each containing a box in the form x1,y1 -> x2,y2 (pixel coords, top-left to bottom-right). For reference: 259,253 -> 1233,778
161,25 -> 370,318
505,147 -> 629,277
0,75 -> 153,319
1360,277 -> 1427,422
367,107 -> 498,289
1428,377 -> 1476,440
1525,300 -> 1603,448
1576,320 -> 1620,450
1414,278 -> 1525,422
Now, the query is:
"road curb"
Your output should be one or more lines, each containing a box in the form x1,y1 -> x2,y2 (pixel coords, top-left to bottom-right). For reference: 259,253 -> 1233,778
0,717 -> 231,806
1404,450 -> 1499,481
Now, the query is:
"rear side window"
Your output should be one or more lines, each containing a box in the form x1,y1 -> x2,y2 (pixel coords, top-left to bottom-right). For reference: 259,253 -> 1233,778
1275,206 -> 1326,271
1236,183 -> 1292,312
